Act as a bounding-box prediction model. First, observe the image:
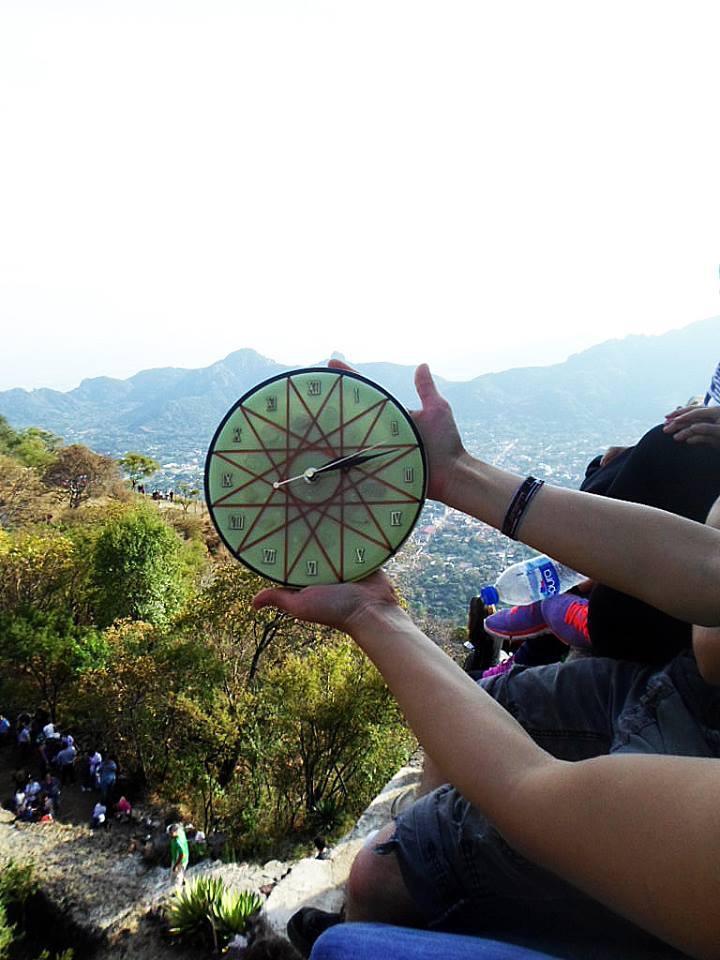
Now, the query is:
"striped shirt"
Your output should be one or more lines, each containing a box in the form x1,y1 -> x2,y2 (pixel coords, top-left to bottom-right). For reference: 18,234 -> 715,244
705,362 -> 720,407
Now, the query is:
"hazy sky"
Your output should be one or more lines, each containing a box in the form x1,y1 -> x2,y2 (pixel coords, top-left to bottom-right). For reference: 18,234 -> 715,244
2,0 -> 719,392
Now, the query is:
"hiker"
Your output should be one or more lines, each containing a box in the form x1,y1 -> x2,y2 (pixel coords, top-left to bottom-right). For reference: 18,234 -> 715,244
91,801 -> 107,829
256,362 -> 720,960
484,365 -> 720,671
98,756 -> 118,803
167,822 -> 189,887
53,740 -> 77,785
115,795 -> 132,822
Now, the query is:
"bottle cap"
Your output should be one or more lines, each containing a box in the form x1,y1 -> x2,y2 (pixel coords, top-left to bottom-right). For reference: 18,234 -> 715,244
480,586 -> 499,606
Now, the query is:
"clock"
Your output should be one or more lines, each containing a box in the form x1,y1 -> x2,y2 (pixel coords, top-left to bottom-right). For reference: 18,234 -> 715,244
204,367 -> 427,586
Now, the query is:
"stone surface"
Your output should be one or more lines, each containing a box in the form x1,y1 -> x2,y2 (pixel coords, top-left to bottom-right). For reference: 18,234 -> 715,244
0,763 -> 421,955
265,764 -> 420,934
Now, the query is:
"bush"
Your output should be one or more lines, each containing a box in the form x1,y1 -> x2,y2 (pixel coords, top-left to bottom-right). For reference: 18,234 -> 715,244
166,875 -> 262,951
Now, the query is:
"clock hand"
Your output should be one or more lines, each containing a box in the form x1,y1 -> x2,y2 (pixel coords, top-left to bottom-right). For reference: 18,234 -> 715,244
272,469 -> 314,489
271,443 -> 395,489
314,446 -> 400,473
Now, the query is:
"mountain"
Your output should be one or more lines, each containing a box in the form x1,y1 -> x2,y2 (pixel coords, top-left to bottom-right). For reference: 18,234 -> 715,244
0,317 -> 717,463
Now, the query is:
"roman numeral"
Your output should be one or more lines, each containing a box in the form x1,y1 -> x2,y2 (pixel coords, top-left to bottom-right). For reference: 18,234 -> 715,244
354,547 -> 366,564
307,380 -> 322,396
403,467 -> 414,483
390,511 -> 403,527
222,473 -> 233,488
232,426 -> 243,443
353,386 -> 361,404
266,396 -> 277,412
230,514 -> 245,530
262,548 -> 277,565
390,420 -> 400,436
305,560 -> 318,576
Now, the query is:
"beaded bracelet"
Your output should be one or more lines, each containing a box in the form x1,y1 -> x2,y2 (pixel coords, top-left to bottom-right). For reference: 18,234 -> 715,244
501,476 -> 545,540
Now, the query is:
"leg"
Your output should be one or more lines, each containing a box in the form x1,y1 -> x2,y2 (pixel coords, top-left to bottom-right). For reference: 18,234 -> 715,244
348,659 -> 653,933
345,823 -> 422,925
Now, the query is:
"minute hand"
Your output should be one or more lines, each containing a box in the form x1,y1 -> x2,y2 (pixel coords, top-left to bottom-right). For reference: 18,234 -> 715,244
311,444 -> 398,476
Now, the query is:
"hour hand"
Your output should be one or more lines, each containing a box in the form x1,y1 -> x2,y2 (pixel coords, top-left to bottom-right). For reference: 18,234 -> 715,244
320,448 -> 398,472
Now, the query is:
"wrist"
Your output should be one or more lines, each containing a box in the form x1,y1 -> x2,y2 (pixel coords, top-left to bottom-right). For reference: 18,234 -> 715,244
344,599 -> 413,640
442,452 -> 522,531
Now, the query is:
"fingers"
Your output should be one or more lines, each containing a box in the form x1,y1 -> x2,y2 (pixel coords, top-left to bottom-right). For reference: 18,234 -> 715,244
599,446 -> 628,468
414,363 -> 441,407
664,404 -> 699,421
663,405 -> 720,434
328,358 -> 357,373
253,587 -> 295,614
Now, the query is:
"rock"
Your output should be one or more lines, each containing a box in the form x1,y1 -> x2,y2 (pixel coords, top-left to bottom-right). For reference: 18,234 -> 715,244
0,809 -> 15,825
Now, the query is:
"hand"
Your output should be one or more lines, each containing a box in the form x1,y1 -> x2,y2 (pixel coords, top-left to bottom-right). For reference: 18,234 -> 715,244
663,404 -> 720,450
328,359 -> 467,504
253,571 -> 401,634
600,445 -> 629,468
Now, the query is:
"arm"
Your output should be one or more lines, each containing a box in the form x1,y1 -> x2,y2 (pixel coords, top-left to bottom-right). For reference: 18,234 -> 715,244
408,363 -> 720,627
253,578 -> 720,959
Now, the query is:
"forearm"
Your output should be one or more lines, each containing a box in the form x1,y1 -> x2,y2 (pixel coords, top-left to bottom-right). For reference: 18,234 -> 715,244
346,603 -> 549,817
445,453 -> 720,626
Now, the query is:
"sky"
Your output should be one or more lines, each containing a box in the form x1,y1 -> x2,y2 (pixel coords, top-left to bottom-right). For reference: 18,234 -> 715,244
1,0 -> 720,392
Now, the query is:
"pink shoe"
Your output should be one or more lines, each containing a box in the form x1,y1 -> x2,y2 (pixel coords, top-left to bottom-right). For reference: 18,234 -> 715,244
483,601 -> 548,642
540,595 -> 591,648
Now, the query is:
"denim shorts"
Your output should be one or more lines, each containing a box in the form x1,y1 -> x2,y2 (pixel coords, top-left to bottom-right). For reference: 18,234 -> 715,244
378,653 -> 719,956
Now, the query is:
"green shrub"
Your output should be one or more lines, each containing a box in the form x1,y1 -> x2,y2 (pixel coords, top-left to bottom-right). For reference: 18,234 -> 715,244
166,875 -> 262,951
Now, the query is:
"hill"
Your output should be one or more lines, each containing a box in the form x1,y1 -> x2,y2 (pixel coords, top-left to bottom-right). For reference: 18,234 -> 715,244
0,316 -> 716,467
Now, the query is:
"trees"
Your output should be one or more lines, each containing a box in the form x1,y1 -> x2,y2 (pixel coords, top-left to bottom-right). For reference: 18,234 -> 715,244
0,455 -> 54,529
92,505 -> 200,626
43,444 -> 118,508
0,610 -> 107,719
119,452 -> 160,489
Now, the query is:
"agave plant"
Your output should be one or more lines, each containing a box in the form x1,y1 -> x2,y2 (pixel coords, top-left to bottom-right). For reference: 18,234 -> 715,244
167,875 -> 263,951
216,888 -> 263,940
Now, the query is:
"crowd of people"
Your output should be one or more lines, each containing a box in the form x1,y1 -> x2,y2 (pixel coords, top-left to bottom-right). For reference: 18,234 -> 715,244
2,710 -> 130,829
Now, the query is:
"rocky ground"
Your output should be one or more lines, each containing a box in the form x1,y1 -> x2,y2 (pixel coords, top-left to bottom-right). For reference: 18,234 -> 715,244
0,763 -> 421,958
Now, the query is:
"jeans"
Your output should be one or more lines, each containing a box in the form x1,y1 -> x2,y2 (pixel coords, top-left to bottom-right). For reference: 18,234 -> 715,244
310,923 -> 684,960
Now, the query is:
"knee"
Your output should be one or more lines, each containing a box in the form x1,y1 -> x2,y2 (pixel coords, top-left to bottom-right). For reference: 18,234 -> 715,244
345,825 -> 421,925
346,833 -> 388,917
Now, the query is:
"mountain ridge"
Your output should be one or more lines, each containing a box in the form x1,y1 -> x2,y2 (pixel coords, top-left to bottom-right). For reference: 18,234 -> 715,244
1,317 -> 717,459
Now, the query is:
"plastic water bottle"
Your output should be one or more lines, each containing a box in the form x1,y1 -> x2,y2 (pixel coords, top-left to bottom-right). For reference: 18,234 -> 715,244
480,555 -> 586,606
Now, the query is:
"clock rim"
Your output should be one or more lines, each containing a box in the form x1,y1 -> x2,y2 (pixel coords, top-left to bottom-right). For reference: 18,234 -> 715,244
204,366 -> 428,586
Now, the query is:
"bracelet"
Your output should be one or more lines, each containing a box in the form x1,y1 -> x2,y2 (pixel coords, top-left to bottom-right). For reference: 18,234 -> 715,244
501,476 -> 545,540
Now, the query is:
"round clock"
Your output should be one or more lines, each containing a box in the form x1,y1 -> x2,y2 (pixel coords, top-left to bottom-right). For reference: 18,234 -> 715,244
204,367 -> 427,586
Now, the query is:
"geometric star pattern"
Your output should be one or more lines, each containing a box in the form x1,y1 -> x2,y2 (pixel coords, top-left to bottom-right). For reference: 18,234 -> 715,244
205,368 -> 427,586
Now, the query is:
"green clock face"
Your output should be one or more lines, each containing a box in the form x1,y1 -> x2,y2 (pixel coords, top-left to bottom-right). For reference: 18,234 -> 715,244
205,367 -> 427,586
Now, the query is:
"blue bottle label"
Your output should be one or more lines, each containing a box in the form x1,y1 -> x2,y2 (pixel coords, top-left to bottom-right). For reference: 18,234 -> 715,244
537,559 -> 561,597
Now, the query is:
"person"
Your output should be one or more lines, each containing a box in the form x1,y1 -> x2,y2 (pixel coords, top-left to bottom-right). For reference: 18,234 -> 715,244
167,822 -> 189,887
98,756 -> 117,803
53,741 -> 77,785
0,714 -> 11,745
485,377 -> 720,668
115,795 -> 132,822
91,801 -> 107,829
42,772 -> 61,815
254,362 -> 720,960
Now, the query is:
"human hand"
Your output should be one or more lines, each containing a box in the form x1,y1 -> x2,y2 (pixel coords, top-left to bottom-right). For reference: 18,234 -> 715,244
662,404 -> 720,450
328,359 -> 467,504
253,570 -> 401,634
600,446 -> 629,468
